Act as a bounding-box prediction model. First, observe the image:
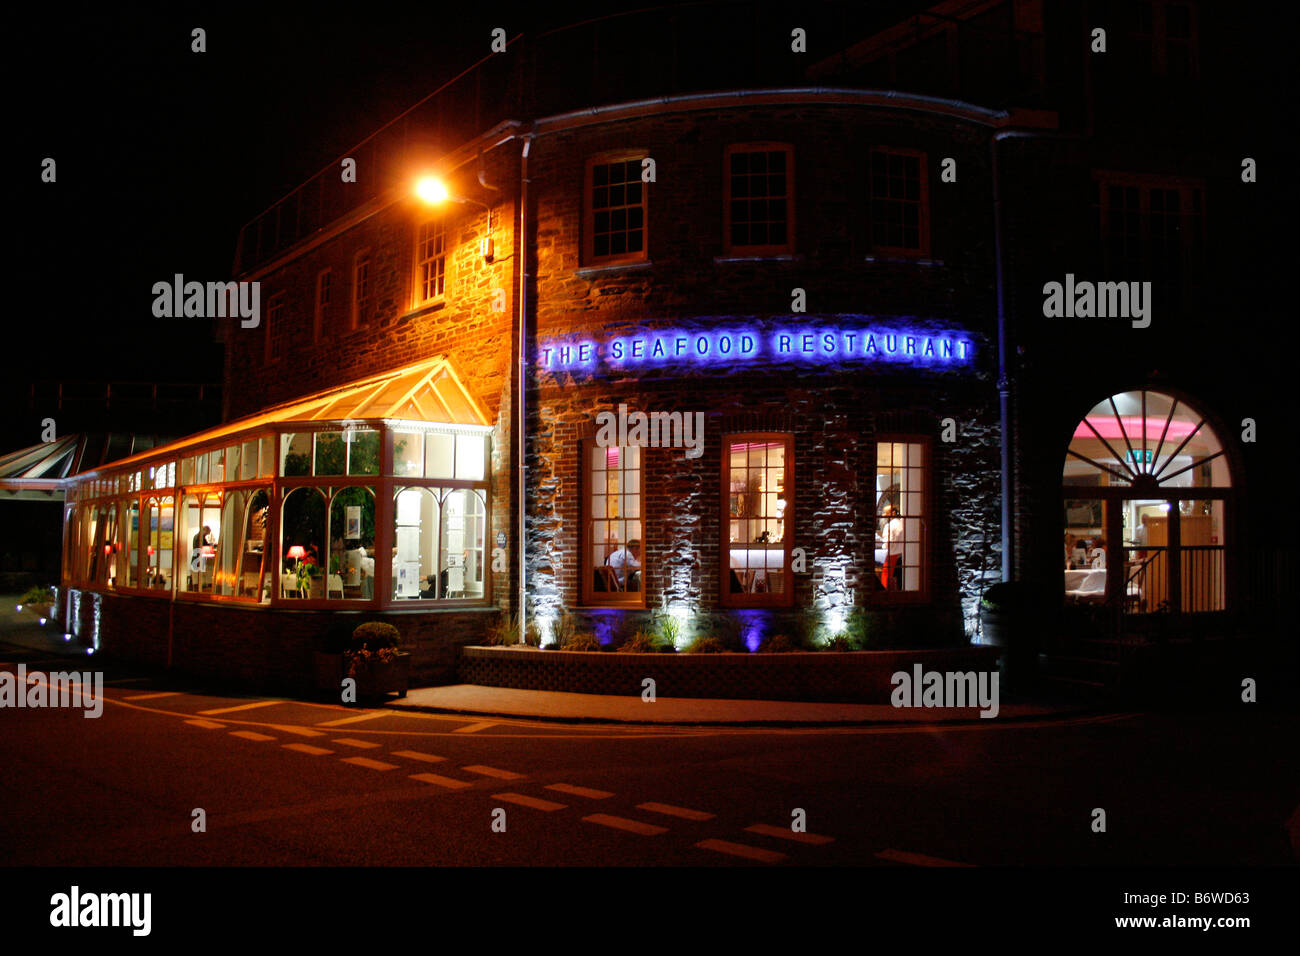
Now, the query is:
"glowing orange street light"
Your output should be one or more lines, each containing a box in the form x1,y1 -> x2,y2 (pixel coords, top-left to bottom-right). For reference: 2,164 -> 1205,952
414,174 -> 494,260
415,176 -> 450,204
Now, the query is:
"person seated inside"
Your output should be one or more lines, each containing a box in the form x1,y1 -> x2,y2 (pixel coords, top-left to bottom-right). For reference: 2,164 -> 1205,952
606,539 -> 641,591
1090,537 -> 1107,569
878,505 -> 904,589
419,575 -> 438,599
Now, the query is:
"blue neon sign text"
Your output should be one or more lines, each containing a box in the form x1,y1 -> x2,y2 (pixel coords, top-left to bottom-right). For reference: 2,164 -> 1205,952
538,327 -> 974,371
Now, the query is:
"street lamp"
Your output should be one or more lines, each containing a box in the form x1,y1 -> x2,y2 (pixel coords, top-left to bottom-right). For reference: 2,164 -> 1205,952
414,175 -> 494,261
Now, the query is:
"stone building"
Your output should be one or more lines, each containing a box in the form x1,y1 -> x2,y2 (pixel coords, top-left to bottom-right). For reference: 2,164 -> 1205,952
24,0 -> 1281,691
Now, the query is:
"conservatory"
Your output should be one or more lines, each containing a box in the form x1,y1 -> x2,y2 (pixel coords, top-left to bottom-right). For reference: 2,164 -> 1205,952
60,356 -> 494,611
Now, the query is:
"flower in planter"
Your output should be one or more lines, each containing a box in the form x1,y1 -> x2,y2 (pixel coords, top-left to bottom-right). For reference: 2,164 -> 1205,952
345,622 -> 403,678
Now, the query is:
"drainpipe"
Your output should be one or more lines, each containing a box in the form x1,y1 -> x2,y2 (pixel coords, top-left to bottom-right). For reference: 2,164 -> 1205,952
990,131 -> 1015,583
516,131 -> 534,644
990,126 -> 1071,582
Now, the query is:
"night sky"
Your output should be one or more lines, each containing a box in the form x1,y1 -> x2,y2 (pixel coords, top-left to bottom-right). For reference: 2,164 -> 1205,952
13,1 -> 1292,416
17,2 -> 916,385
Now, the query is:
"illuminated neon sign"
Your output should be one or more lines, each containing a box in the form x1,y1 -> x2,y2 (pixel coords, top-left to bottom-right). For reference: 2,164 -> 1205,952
538,327 -> 974,371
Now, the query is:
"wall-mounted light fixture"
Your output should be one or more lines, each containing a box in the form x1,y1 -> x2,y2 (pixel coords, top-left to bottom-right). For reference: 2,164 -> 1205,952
414,175 -> 494,262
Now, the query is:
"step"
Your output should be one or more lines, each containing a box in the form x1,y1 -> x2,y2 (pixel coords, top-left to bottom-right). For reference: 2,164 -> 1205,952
1036,674 -> 1108,700
1039,655 -> 1121,684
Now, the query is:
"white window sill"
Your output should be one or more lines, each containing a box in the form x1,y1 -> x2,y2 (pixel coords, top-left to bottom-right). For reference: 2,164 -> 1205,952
576,260 -> 653,277
864,254 -> 944,267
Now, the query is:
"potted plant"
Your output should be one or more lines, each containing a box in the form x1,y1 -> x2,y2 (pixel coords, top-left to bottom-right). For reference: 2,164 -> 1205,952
344,622 -> 410,700
315,621 -> 410,701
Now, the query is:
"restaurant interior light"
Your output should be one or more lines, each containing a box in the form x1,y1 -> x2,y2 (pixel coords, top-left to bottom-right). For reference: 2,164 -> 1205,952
287,545 -> 307,561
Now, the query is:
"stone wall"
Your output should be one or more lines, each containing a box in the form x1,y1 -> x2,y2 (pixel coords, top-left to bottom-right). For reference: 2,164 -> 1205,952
525,104 -> 1004,640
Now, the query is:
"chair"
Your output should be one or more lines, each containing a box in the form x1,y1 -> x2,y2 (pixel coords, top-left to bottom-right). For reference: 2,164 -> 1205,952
280,571 -> 300,598
327,574 -> 344,599
445,566 -> 465,598
597,566 -> 624,592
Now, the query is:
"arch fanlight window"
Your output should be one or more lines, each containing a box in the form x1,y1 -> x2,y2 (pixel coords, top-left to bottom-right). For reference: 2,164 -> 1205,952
1063,390 -> 1230,491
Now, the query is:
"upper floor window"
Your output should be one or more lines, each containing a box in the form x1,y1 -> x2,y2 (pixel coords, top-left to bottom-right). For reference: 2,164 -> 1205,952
314,269 -> 331,342
415,218 -> 447,303
869,148 -> 930,257
352,252 -> 370,329
1095,173 -> 1204,297
265,294 -> 285,362
1127,0 -> 1198,78
585,154 -> 647,266
874,438 -> 928,597
582,441 -> 643,606
724,144 -> 794,256
723,435 -> 792,607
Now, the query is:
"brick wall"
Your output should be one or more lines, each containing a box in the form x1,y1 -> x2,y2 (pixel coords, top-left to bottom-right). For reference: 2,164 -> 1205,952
67,589 -> 500,694
460,645 -> 1000,703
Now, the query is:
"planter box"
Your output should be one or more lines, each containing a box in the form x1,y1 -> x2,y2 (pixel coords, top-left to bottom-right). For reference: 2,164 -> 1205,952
314,651 -> 411,701
459,645 -> 1000,703
351,653 -> 411,699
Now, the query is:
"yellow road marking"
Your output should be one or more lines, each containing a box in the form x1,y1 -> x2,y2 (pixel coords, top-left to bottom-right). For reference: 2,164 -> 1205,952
696,839 -> 786,863
410,773 -> 473,790
124,691 -> 183,701
875,848 -> 972,867
583,814 -> 667,836
462,765 -> 524,780
198,700 -> 283,716
316,711 -> 388,727
332,737 -> 382,749
185,718 -> 226,729
745,823 -> 834,845
341,756 -> 398,771
283,743 -> 334,756
230,730 -> 276,742
493,792 -> 567,812
391,750 -> 446,763
267,724 -> 325,737
638,802 -> 715,821
452,721 -> 497,734
546,783 -> 614,799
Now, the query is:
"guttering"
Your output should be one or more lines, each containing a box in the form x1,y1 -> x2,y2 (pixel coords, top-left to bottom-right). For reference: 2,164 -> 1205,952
516,130 -> 534,644
533,87 -> 1012,135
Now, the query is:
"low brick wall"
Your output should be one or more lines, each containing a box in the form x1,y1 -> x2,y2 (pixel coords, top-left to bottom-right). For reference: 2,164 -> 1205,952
459,645 -> 1001,703
64,588 -> 501,694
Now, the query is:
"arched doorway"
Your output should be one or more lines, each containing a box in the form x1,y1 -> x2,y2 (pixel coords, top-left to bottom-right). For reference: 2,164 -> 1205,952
1062,389 -> 1232,620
